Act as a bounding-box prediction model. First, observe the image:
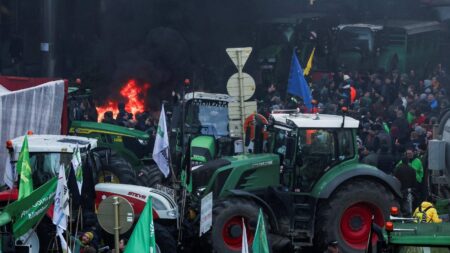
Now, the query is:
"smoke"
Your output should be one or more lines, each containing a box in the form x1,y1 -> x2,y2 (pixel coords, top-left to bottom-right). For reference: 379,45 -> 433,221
68,0 -> 429,110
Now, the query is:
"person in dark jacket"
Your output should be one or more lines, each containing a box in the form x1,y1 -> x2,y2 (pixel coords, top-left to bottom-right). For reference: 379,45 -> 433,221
102,111 -> 115,125
115,102 -> 129,125
391,110 -> 410,144
377,146 -> 396,174
394,157 -> 417,191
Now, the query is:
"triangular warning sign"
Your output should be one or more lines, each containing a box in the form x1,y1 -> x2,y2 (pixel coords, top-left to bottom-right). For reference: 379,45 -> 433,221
226,47 -> 252,72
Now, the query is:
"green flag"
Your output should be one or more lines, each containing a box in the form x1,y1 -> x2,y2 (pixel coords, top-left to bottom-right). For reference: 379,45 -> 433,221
124,197 -> 157,253
4,177 -> 57,237
17,136 -> 33,200
252,209 -> 270,253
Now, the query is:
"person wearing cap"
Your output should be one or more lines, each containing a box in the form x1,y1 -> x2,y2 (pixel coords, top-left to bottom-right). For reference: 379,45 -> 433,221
80,231 -> 97,253
324,240 -> 340,253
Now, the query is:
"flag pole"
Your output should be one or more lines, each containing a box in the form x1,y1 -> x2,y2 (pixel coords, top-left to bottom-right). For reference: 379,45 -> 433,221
113,196 -> 121,252
69,194 -> 73,250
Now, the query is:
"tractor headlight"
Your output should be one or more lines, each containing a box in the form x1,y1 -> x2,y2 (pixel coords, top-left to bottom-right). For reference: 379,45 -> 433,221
138,139 -> 148,145
167,209 -> 178,218
196,187 -> 206,197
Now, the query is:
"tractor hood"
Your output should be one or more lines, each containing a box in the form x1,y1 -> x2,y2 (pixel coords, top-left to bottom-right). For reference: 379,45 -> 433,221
70,121 -> 149,139
192,154 -> 280,198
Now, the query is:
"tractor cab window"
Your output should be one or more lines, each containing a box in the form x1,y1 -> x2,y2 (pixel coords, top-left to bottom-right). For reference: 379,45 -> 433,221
271,126 -> 290,164
186,99 -> 229,138
337,129 -> 355,161
29,152 -> 72,188
338,27 -> 374,52
295,129 -> 336,191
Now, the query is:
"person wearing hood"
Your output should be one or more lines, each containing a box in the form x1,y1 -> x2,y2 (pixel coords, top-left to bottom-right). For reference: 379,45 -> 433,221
413,200 -> 442,223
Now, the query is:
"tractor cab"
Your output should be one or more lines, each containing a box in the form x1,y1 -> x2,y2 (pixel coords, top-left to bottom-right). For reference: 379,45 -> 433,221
6,135 -> 98,190
170,92 -> 237,168
269,111 -> 359,192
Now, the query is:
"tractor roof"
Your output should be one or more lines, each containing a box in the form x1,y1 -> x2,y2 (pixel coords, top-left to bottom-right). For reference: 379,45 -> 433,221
271,113 -> 359,129
10,135 -> 97,154
185,92 -> 235,102
337,23 -> 383,31
70,120 -> 150,139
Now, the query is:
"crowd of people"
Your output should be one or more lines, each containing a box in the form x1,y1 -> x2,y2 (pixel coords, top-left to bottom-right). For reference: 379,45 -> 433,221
262,63 -> 450,212
70,99 -> 159,138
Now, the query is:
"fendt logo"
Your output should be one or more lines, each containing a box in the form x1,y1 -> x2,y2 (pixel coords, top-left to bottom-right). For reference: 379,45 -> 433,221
128,191 -> 146,199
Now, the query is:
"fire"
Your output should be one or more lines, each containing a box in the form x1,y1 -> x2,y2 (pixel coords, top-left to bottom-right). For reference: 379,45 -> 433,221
96,79 -> 150,122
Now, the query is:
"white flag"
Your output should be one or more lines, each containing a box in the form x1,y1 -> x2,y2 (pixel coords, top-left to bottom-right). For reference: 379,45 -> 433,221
53,164 -> 70,232
71,146 -> 83,195
3,155 -> 16,189
57,230 -> 72,253
152,104 -> 170,177
242,218 -> 249,253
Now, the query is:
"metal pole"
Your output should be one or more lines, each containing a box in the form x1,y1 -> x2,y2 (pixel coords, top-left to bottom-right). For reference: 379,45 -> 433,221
42,0 -> 56,77
113,197 -> 120,252
236,50 -> 246,153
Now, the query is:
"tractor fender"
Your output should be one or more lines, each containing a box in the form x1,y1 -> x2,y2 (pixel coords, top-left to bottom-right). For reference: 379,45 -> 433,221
314,168 -> 402,199
227,189 -> 280,232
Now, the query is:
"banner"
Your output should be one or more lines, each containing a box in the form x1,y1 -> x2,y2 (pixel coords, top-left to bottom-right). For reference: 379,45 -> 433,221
17,136 -> 33,199
53,165 -> 70,232
152,104 -> 170,177
71,146 -> 83,195
124,197 -> 157,253
5,177 -> 57,237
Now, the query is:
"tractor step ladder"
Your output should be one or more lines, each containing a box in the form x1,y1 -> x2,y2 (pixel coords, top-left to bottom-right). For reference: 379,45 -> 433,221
290,195 -> 317,248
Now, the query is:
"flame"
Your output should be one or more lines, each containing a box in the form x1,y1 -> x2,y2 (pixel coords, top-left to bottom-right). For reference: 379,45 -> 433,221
96,79 -> 150,122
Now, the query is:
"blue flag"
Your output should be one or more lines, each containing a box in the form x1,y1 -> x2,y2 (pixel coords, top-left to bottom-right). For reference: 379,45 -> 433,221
287,50 -> 312,109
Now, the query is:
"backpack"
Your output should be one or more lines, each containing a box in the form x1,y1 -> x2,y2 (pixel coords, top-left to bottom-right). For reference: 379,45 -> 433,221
415,206 -> 433,223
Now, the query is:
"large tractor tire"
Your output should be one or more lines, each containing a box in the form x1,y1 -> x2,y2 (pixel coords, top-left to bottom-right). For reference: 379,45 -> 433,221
97,155 -> 137,184
211,197 -> 262,253
137,165 -> 164,188
155,223 -> 177,253
315,179 -> 398,253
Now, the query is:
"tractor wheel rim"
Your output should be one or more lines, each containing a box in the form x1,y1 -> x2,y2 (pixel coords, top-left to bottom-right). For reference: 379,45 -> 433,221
98,171 -> 120,184
340,202 -> 383,249
222,216 -> 254,250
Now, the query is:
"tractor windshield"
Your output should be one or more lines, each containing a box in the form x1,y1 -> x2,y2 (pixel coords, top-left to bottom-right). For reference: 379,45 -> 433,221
186,99 -> 229,138
338,27 -> 374,52
292,128 -> 355,191
28,152 -> 73,188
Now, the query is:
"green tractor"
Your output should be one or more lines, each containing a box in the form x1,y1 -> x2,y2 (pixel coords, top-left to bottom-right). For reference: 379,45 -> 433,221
69,121 -> 159,186
169,91 -> 237,169
70,91 -> 238,188
181,111 -> 402,253
375,206 -> 450,253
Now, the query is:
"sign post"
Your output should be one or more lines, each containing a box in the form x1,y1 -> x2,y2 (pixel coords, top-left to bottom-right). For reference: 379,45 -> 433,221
226,47 -> 257,153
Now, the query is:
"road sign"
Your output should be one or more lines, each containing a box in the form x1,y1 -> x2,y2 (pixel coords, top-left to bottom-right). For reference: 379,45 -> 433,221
226,47 -> 252,72
225,47 -> 255,146
226,73 -> 256,101
97,196 -> 135,235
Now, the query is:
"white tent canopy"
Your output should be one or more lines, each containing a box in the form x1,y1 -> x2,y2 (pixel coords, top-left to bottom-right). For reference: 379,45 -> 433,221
0,85 -> 10,95
0,80 -> 65,185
